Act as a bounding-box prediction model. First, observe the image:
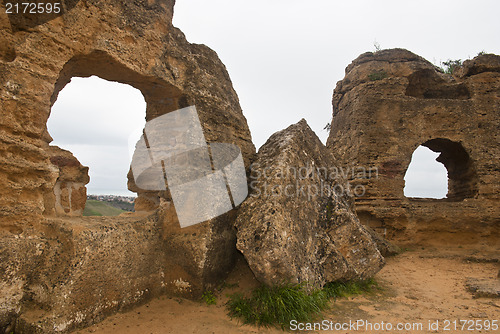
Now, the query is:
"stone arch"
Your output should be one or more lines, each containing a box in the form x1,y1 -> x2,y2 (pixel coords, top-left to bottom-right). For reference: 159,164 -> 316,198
422,138 -> 477,200
403,139 -> 478,201
1,2 -> 256,330
50,50 -> 185,118
404,145 -> 448,199
44,50 -> 188,216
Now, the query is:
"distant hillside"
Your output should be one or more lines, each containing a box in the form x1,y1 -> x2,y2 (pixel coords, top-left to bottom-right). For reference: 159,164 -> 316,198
87,195 -> 135,212
83,200 -> 126,216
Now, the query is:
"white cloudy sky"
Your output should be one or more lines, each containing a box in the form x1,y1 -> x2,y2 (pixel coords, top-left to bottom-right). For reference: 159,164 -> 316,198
48,0 -> 500,197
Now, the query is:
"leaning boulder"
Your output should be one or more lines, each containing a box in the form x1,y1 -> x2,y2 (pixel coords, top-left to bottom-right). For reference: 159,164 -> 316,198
235,119 -> 385,288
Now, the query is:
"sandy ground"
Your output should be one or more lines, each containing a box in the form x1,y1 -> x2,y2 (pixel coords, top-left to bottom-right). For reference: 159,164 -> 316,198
73,245 -> 500,334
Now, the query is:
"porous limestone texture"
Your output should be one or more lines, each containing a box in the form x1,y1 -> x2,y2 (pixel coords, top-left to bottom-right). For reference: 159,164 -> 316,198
327,49 -> 500,244
235,120 -> 385,288
0,0 -> 255,331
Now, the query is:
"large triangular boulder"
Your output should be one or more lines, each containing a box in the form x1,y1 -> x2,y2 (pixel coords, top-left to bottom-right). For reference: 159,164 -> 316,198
235,119 -> 384,287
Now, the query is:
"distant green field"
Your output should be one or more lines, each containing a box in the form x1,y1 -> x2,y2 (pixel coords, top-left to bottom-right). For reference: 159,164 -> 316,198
83,200 -> 126,216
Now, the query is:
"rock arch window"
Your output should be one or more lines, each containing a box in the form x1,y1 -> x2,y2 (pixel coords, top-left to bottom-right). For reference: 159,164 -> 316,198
404,146 -> 448,199
404,138 -> 478,201
48,76 -> 146,214
45,51 -> 186,216
49,76 -> 146,195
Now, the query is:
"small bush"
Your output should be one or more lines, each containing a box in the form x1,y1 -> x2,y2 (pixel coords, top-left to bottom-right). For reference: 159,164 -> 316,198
368,71 -> 387,81
441,59 -> 462,74
201,290 -> 217,305
220,281 -> 239,289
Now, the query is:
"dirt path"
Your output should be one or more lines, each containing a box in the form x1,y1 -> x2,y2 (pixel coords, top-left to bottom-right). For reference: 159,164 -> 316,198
326,247 -> 499,334
73,247 -> 500,334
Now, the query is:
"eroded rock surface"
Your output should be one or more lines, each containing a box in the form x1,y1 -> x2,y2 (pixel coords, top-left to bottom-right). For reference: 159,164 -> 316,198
2,216 -> 166,332
466,278 -> 500,298
0,0 -> 255,223
235,120 -> 384,288
46,146 -> 89,217
364,226 -> 401,257
327,49 -> 500,243
0,0 -> 255,331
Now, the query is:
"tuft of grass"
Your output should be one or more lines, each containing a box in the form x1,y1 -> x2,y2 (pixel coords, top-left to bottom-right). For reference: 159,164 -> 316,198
226,279 -> 378,329
368,70 -> 387,81
227,283 -> 328,328
323,278 -> 378,300
201,290 -> 217,305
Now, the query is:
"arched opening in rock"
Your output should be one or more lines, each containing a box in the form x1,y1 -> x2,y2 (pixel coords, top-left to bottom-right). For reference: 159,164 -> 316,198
404,138 -> 478,201
404,146 -> 448,199
48,76 -> 146,215
45,51 -> 185,217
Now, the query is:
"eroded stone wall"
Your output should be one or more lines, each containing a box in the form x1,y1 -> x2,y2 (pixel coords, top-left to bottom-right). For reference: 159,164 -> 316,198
327,49 -> 500,244
0,0 -> 255,331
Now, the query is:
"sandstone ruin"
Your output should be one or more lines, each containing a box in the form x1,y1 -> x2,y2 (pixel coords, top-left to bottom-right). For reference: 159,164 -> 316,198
327,49 -> 500,244
1,1 -> 499,333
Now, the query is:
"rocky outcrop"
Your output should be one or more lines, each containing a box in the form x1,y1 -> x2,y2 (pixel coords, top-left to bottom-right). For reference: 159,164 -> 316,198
327,49 -> 500,243
1,216 -> 167,332
235,120 -> 384,288
0,0 -> 255,223
46,146 -> 89,217
0,0 -> 255,331
0,207 -> 239,333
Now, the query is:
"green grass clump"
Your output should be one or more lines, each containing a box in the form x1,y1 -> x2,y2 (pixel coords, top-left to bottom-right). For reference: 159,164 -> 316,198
83,200 -> 125,216
227,279 -> 377,329
323,278 -> 377,299
227,283 -> 328,328
201,290 -> 217,305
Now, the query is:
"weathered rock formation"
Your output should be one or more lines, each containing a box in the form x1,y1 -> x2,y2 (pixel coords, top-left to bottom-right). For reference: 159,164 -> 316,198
0,0 -> 255,332
2,215 -> 166,332
235,120 -> 385,288
46,146 -> 89,217
327,49 -> 500,244
2,4 -> 498,330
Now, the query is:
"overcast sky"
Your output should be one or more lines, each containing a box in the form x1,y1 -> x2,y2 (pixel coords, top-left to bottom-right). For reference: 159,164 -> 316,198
48,0 -> 500,197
